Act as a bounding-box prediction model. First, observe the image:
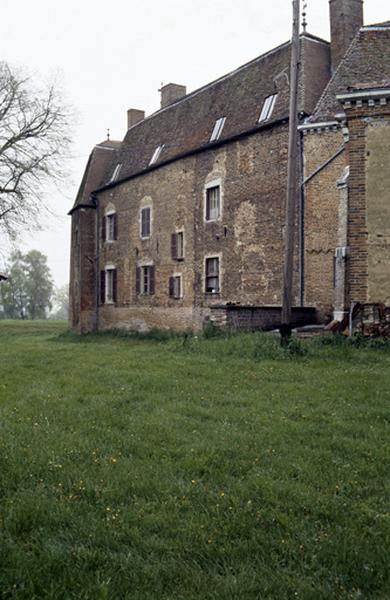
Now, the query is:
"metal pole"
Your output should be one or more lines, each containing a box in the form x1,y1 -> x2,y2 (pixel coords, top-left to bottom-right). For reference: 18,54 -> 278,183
281,0 -> 301,345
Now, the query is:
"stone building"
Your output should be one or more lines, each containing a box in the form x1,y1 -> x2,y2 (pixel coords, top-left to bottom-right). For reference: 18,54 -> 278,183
69,0 -> 390,333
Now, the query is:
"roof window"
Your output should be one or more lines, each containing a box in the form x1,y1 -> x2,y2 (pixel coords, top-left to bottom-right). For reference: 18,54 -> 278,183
109,163 -> 122,183
149,144 -> 165,166
258,94 -> 278,123
210,117 -> 226,142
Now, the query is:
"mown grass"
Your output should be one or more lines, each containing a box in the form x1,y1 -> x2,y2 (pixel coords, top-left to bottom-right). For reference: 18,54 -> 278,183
0,320 -> 389,600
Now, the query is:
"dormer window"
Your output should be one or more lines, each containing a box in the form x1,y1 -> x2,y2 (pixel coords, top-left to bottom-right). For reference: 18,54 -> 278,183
109,163 -> 122,183
210,117 -> 226,142
258,94 -> 278,122
149,144 -> 164,166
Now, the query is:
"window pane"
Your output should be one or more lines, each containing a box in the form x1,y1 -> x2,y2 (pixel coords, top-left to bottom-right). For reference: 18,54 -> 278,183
107,215 -> 115,241
177,232 -> 184,258
106,269 -> 114,301
210,117 -> 226,142
206,186 -> 220,221
141,208 -> 151,237
259,94 -> 277,122
173,276 -> 181,298
205,257 -> 219,293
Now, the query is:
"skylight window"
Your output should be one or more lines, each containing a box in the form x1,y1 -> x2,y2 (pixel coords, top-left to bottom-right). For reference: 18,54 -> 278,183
258,94 -> 278,123
149,144 -> 165,166
109,163 -> 122,183
210,117 -> 226,142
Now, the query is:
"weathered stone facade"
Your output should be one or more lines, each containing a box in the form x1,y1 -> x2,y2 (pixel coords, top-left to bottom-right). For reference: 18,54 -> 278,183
93,124 -> 297,332
69,3 -> 390,333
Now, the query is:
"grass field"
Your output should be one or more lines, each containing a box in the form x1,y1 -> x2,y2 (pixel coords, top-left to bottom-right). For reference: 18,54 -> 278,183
0,321 -> 389,600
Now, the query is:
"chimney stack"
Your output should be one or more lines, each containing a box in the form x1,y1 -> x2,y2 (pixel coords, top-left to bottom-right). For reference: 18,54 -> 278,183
127,109 -> 145,130
160,83 -> 186,109
329,0 -> 364,73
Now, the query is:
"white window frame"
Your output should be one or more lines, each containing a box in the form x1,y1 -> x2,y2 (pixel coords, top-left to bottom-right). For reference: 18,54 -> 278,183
140,206 -> 152,239
105,264 -> 115,304
210,117 -> 226,142
204,183 -> 221,222
258,94 -> 278,123
204,255 -> 221,294
105,210 -> 116,242
149,144 -> 165,166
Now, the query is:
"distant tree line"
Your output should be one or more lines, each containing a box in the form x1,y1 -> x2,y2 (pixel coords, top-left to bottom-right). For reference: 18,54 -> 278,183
0,250 -> 68,320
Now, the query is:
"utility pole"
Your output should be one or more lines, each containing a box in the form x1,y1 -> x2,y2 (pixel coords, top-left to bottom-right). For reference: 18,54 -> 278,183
281,0 -> 301,346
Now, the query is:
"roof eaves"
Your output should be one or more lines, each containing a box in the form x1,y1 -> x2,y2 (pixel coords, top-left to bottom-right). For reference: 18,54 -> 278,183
95,116 -> 289,194
68,201 -> 97,216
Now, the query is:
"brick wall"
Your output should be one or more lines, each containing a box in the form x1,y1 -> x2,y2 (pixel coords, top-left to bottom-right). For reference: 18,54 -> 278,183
84,123 -> 300,332
210,305 -> 317,330
343,101 -> 390,305
302,127 -> 346,316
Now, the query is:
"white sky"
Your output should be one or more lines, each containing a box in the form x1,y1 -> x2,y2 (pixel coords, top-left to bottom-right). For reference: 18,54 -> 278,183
0,0 -> 388,287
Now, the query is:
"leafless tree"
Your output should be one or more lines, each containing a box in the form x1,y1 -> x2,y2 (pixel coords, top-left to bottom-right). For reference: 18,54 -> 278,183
0,62 -> 72,239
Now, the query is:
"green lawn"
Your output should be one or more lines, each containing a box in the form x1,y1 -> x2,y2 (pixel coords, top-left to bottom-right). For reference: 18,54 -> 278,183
0,321 -> 389,600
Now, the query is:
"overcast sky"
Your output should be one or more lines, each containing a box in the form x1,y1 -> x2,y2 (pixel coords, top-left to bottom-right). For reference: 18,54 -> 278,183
1,0 -> 388,286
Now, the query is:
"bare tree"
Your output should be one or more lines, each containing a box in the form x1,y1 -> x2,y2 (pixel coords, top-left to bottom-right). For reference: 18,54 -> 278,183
0,62 -> 72,239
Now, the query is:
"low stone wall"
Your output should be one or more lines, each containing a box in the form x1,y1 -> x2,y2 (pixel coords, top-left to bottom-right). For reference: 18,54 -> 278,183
209,305 -> 317,331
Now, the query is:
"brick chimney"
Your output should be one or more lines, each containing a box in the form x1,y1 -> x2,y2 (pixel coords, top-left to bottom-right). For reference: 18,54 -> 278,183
329,0 -> 364,73
160,83 -> 186,109
127,109 -> 145,130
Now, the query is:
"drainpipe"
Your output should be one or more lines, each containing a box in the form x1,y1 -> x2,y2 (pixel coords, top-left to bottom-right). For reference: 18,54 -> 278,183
92,193 -> 100,332
299,127 -> 305,307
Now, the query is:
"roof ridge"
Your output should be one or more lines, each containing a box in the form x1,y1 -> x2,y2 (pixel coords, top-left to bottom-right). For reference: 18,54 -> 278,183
127,32 -> 328,134
137,39 -> 291,125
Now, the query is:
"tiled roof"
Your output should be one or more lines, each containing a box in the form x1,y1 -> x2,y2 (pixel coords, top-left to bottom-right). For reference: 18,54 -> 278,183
98,34 -> 329,189
312,27 -> 390,121
69,141 -> 121,213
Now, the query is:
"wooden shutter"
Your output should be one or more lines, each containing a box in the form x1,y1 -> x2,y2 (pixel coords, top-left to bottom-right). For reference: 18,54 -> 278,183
169,276 -> 174,298
100,270 -> 105,303
113,269 -> 117,303
113,213 -> 118,240
101,216 -> 106,242
136,267 -> 141,294
171,233 -> 177,259
149,266 -> 155,295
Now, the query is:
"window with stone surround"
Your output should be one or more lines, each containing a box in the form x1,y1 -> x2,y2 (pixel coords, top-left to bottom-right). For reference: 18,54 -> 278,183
100,267 -> 117,304
205,186 -> 221,221
169,274 -> 182,299
171,231 -> 184,260
136,265 -> 155,295
205,257 -> 220,293
102,209 -> 117,243
140,207 -> 151,238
